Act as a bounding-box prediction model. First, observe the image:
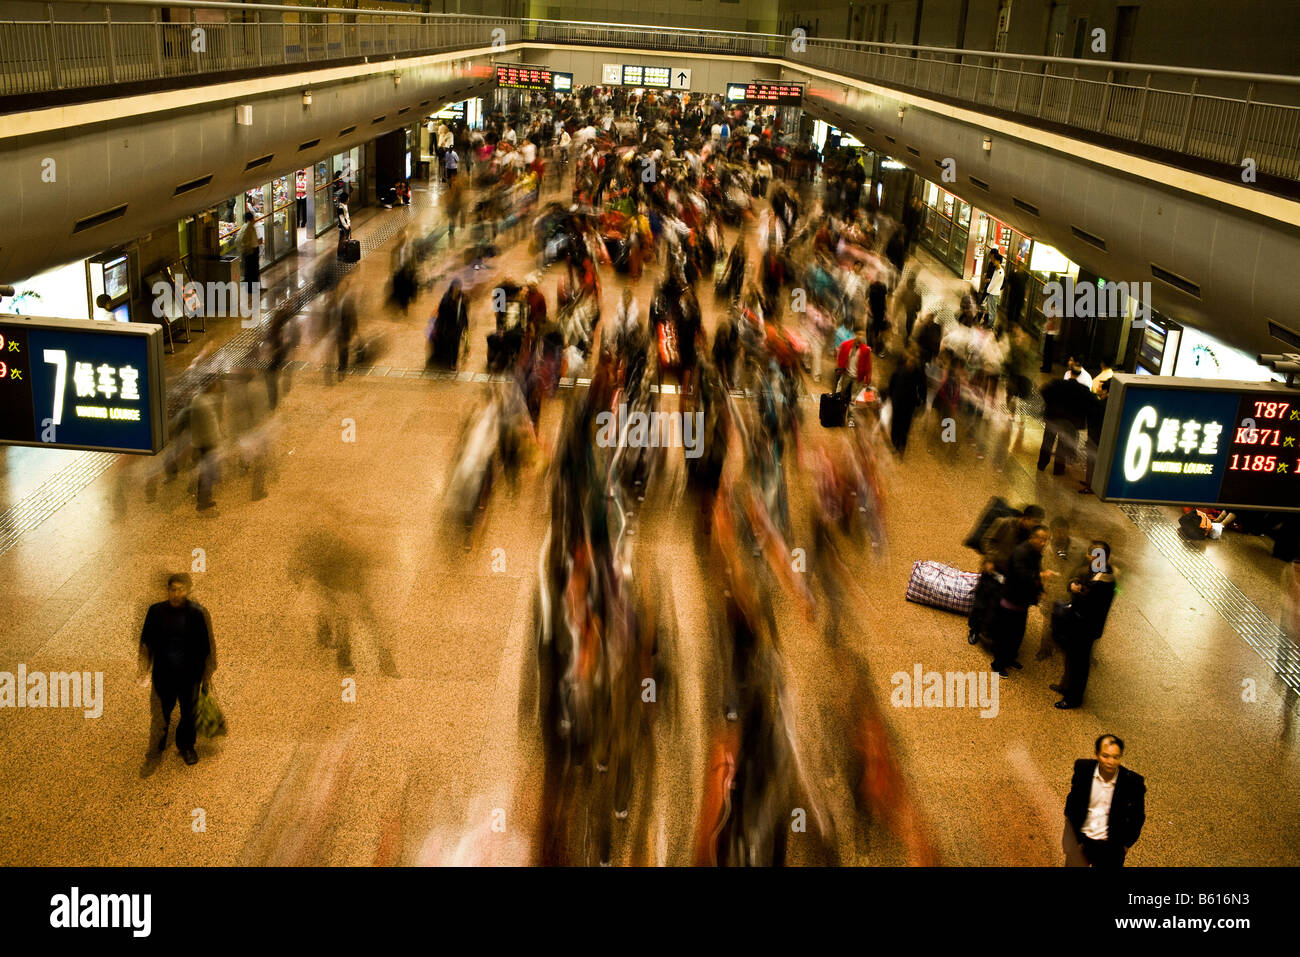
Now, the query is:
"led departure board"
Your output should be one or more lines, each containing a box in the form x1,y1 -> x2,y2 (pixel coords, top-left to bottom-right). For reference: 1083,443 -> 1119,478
725,81 -> 805,106
494,64 -> 556,92
0,315 -> 167,454
622,65 -> 643,86
1094,373 -> 1300,512
642,66 -> 670,88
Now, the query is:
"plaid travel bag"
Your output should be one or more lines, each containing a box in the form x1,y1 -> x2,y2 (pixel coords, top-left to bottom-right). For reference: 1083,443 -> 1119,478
905,560 -> 980,614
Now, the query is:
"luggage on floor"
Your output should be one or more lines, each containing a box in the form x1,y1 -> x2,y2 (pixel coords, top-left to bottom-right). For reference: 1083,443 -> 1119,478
337,239 -> 361,263
964,495 -> 1017,552
819,391 -> 849,428
905,560 -> 980,614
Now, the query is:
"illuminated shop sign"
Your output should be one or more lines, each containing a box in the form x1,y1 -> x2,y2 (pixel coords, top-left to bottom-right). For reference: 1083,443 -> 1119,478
0,316 -> 166,454
1094,373 -> 1300,512
725,81 -> 805,106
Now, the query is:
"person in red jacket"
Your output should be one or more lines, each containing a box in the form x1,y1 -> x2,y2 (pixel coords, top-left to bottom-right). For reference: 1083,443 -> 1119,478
835,326 -> 872,401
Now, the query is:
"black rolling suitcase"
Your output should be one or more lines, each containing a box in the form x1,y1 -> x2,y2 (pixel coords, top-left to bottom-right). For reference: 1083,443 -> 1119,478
819,391 -> 848,428
338,239 -> 361,263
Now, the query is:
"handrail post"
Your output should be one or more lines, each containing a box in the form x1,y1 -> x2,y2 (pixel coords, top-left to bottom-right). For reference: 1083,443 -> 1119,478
226,11 -> 235,72
1064,66 -> 1078,125
1178,76 -> 1200,153
1098,68 -> 1114,130
1012,61 -> 1023,112
1135,72 -> 1151,139
104,8 -> 117,84
45,3 -> 61,90
1232,81 -> 1255,164
152,13 -> 163,78
255,11 -> 263,67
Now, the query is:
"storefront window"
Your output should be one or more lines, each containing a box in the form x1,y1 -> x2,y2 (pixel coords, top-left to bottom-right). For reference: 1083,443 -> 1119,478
314,160 -> 333,235
957,200 -> 971,229
245,185 -> 270,266
271,174 -> 294,258
216,194 -> 243,257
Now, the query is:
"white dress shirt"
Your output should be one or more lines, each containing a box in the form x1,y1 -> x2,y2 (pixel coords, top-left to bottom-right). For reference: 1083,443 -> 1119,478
1066,367 -> 1094,388
1081,765 -> 1116,841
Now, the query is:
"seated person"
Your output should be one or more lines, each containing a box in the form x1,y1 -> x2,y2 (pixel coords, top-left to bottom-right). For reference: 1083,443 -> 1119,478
1178,508 -> 1236,541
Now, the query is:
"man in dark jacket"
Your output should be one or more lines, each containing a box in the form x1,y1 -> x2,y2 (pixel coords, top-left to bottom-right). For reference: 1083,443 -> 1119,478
429,279 -> 469,370
969,504 -> 1045,645
137,574 -> 216,771
990,525 -> 1055,675
1002,260 -> 1029,329
886,351 -> 927,455
1038,375 -> 1093,475
1064,734 -> 1146,866
1051,542 -> 1117,708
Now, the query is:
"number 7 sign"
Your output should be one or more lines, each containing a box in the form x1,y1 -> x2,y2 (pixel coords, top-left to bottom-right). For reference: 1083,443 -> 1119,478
43,348 -> 66,425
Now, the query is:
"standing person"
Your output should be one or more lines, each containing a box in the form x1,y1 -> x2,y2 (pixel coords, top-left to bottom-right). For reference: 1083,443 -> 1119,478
971,504 -> 1045,645
835,326 -> 872,403
189,380 -> 223,512
867,278 -> 889,355
990,524 -> 1055,676
898,271 -> 923,341
1002,259 -> 1028,329
444,145 -> 459,183
136,574 -> 216,772
1091,358 -> 1114,394
1037,374 -> 1092,476
236,211 -> 262,289
335,193 -> 352,245
1063,734 -> 1146,867
1080,378 -> 1108,493
428,279 -> 469,370
332,278 -> 358,377
295,170 -> 308,226
443,174 -> 465,242
886,350 -> 926,455
436,122 -> 454,181
1036,515 -> 1087,660
979,251 -> 1005,321
1050,542 -> 1117,709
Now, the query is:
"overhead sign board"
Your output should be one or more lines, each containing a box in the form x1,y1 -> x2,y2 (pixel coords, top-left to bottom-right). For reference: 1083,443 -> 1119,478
602,63 -> 622,85
552,71 -> 573,92
494,63 -> 557,92
726,81 -> 805,106
1094,373 -> 1300,512
670,67 -> 692,90
622,65 -> 643,86
642,66 -> 671,88
0,315 -> 167,454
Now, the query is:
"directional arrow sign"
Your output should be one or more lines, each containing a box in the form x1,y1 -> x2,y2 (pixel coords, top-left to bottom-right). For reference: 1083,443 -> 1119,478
670,68 -> 692,90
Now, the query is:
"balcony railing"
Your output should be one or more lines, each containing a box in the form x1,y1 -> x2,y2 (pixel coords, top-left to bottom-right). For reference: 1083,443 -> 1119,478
3,1 -> 1298,181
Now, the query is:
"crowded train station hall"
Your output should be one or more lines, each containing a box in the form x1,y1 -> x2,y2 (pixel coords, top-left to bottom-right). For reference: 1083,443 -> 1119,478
0,0 -> 1296,932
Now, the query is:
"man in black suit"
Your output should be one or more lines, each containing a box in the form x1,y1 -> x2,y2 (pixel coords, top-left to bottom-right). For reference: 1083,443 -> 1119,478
137,573 -> 216,773
1064,734 -> 1146,866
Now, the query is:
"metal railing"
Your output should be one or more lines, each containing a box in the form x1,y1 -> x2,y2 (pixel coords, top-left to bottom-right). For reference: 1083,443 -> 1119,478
4,1 -> 1299,181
